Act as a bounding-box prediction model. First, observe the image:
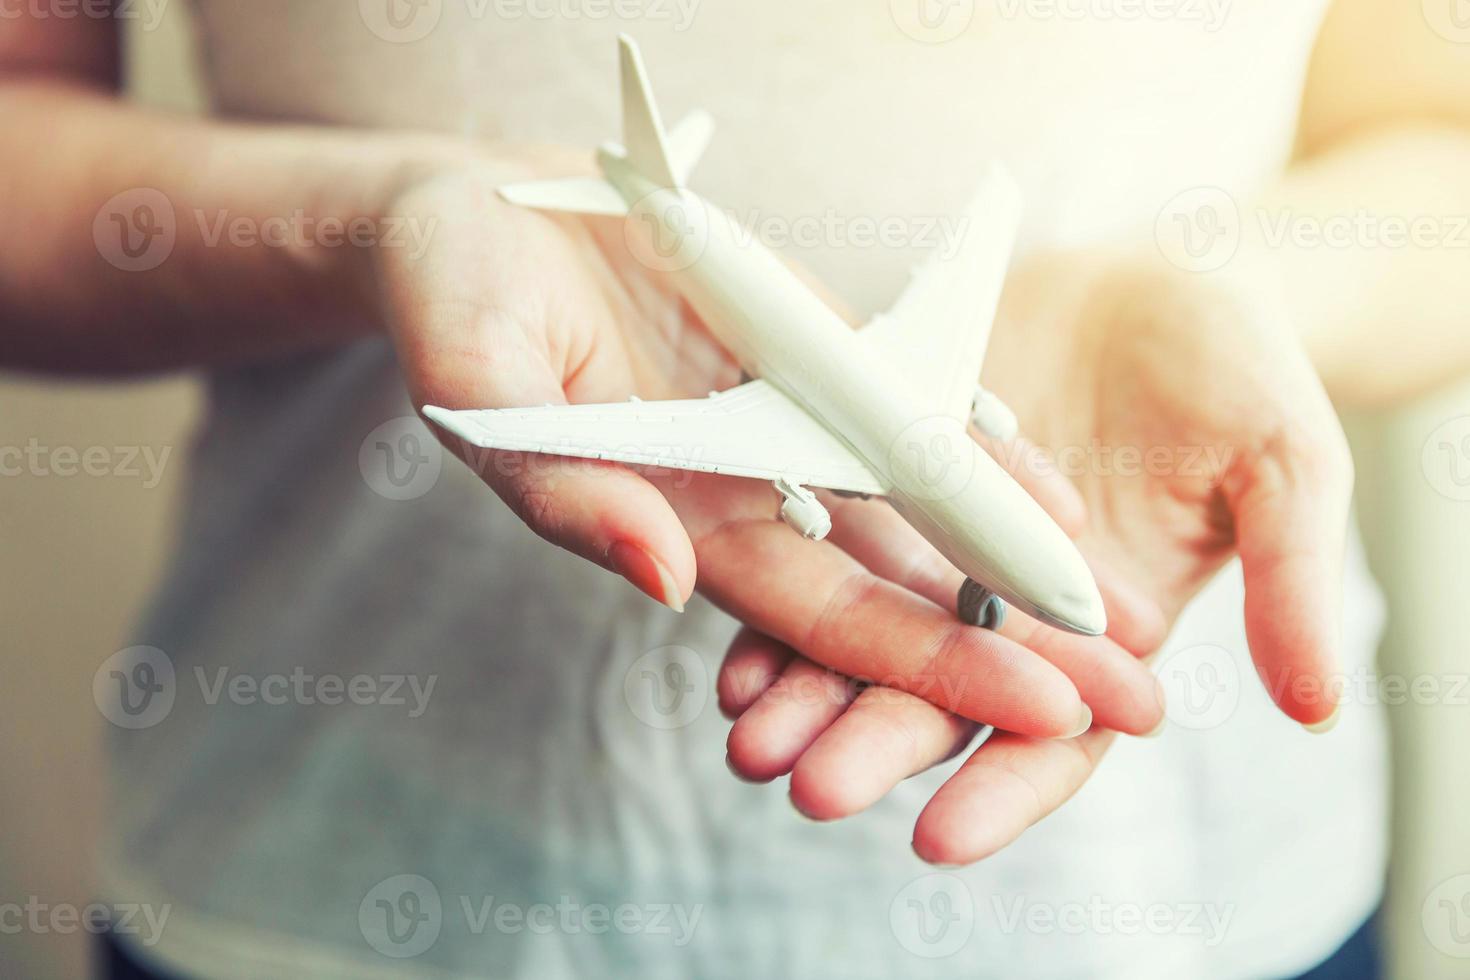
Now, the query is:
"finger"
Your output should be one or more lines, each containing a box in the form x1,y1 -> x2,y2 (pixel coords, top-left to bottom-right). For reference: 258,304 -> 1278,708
1221,424 -> 1353,728
408,313 -> 696,612
726,658 -> 858,782
824,488 -> 1166,658
912,728 -> 1115,866
1082,553 -> 1170,657
717,628 -> 794,719
823,496 -> 1164,735
788,685 -> 980,821
686,511 -> 1090,739
972,430 -> 1168,655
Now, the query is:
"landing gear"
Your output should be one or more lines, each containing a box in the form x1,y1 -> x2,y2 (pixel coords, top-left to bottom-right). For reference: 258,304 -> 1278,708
970,386 -> 1018,442
775,478 -> 832,541
958,578 -> 1006,631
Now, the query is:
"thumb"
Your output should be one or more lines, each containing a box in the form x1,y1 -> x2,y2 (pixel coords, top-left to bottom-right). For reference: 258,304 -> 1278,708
403,309 -> 696,612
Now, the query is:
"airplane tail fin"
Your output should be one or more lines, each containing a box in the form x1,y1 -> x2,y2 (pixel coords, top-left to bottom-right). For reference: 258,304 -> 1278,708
496,37 -> 712,215
618,34 -> 680,189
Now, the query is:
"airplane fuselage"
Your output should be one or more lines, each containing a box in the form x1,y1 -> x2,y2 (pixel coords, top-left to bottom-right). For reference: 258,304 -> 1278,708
606,156 -> 1105,634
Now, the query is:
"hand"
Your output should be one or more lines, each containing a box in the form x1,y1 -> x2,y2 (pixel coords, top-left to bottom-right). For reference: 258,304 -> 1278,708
721,247 -> 1353,865
988,248 -> 1353,727
374,158 -> 1164,742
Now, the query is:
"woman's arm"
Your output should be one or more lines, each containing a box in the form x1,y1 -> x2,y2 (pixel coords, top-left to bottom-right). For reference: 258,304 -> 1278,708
1242,0 -> 1470,406
0,9 -> 464,374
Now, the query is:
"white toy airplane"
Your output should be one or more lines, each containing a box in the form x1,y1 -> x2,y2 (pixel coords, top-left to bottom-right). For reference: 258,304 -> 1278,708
425,36 -> 1106,636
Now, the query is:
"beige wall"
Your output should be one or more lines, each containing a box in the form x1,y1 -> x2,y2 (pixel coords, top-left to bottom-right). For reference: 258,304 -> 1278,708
1,7 -> 1467,979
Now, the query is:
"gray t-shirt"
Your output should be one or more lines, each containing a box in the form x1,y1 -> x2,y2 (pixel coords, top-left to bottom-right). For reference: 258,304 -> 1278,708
101,4 -> 1388,977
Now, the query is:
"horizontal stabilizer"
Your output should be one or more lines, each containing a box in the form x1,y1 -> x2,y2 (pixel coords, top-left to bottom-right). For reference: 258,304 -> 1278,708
497,176 -> 628,216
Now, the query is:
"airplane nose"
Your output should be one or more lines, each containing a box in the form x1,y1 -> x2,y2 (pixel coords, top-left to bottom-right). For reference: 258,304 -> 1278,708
1006,531 -> 1108,637
1036,586 -> 1108,637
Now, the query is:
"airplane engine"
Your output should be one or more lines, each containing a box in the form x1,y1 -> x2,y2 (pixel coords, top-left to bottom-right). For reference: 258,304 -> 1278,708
775,479 -> 832,541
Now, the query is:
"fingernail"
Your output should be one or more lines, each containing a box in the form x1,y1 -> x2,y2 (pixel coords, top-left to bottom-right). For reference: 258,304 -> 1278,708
1303,705 -> 1341,735
1064,704 -> 1093,739
609,540 -> 685,612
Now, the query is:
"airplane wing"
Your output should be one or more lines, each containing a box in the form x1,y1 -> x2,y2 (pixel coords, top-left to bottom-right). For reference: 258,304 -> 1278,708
859,163 -> 1023,424
423,379 -> 887,496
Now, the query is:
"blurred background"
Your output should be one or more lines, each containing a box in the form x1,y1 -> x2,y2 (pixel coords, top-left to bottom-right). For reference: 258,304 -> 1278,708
2,8 -> 1468,978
